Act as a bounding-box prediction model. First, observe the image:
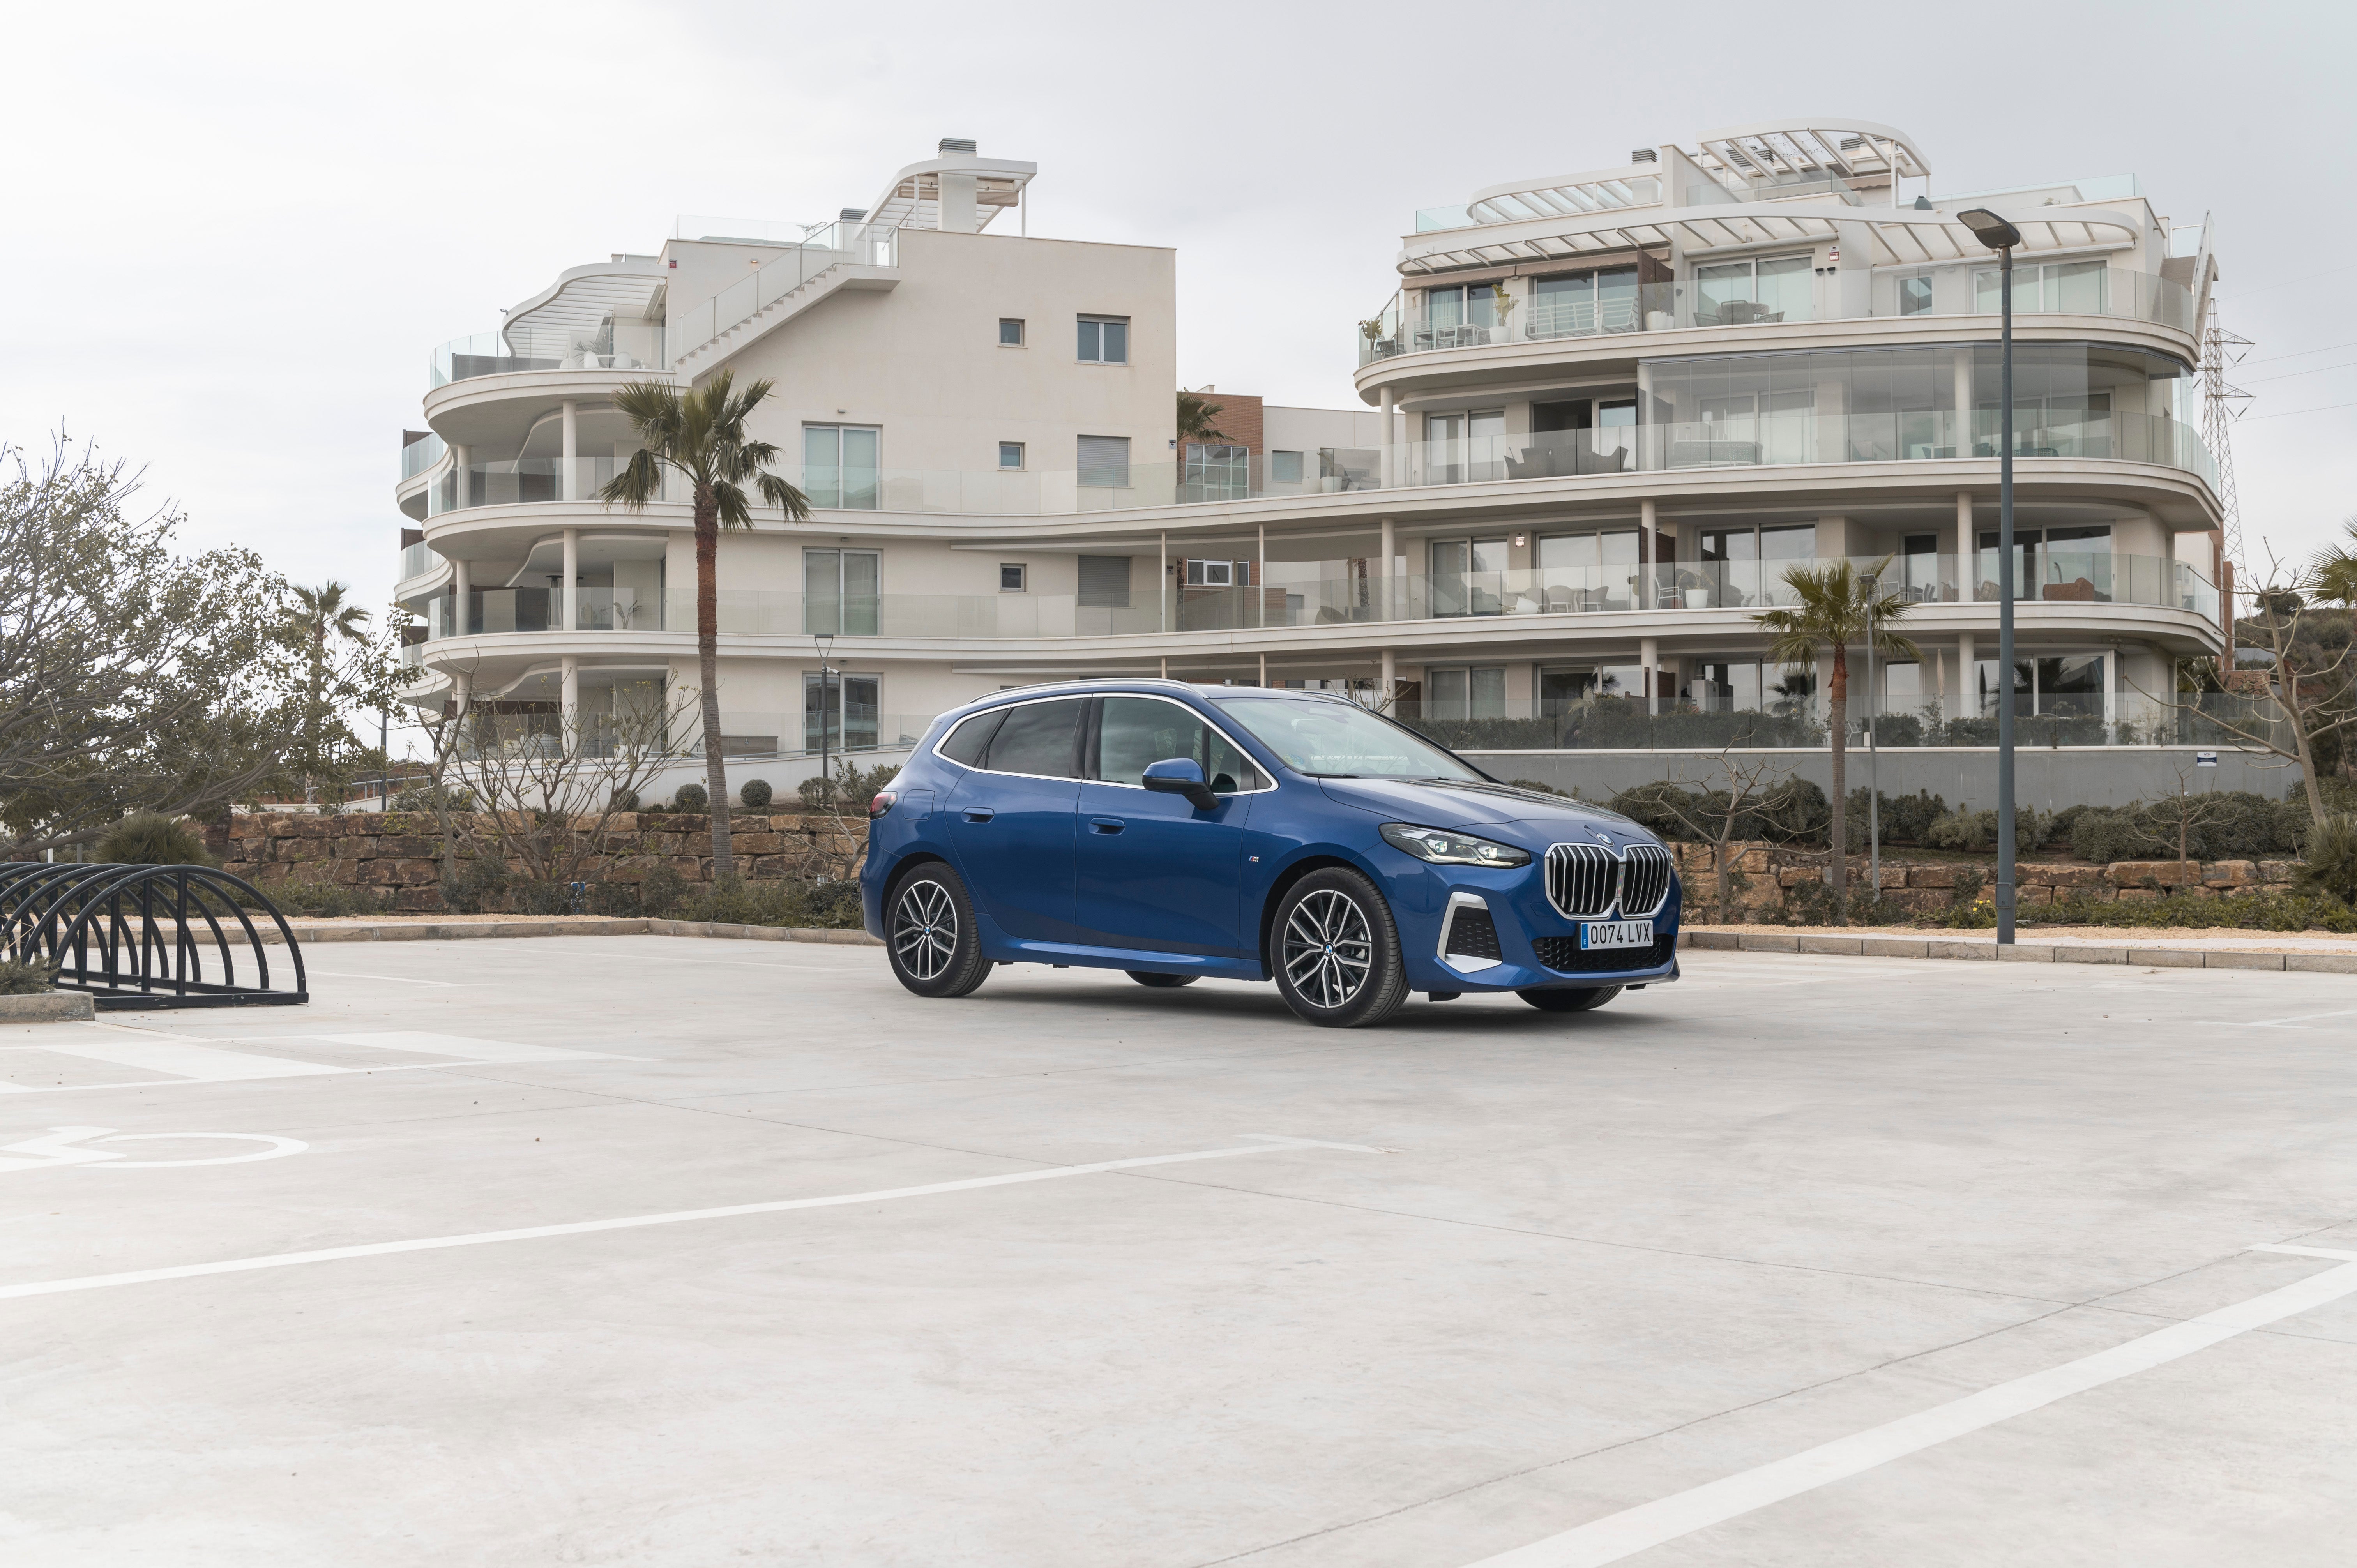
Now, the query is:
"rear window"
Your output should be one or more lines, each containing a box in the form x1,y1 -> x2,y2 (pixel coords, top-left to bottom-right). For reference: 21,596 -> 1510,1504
982,699 -> 1085,778
937,709 -> 1005,766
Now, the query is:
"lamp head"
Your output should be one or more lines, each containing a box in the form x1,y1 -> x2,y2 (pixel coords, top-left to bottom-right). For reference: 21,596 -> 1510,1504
1956,207 -> 2023,251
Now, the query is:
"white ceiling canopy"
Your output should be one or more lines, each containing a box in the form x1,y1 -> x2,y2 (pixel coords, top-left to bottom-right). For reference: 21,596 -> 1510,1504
865,152 -> 1037,233
1467,165 -> 1664,226
1694,118 -> 1930,191
503,259 -> 667,361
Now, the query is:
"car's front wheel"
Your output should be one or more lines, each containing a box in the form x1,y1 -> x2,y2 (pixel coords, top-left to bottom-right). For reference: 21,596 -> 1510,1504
1518,985 -> 1621,1013
1271,868 -> 1408,1028
885,863 -> 991,999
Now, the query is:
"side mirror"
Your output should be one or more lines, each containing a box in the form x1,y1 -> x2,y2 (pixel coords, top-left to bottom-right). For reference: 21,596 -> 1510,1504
1142,756 -> 1218,812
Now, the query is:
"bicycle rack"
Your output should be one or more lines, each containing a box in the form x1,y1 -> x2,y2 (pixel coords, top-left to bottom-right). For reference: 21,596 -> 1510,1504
0,863 -> 307,1010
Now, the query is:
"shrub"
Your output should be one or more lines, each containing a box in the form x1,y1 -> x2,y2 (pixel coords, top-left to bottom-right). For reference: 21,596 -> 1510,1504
2296,815 -> 2357,905
438,856 -> 510,915
739,778 -> 773,809
1926,805 -> 2049,854
260,882 -> 394,918
610,789 -> 640,812
2041,888 -> 2357,934
2065,791 -> 2308,863
672,782 -> 709,812
0,956 -> 57,994
96,811 -> 214,866
799,761 -> 900,810
1841,789 -> 1948,851
393,783 -> 475,813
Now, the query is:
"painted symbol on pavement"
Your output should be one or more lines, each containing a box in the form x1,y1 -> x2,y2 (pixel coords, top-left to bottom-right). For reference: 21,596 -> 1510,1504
0,1126 -> 309,1173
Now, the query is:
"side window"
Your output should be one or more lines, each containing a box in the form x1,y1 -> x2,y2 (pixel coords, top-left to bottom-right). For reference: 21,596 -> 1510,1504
983,699 -> 1085,778
938,708 -> 1005,767
1096,697 -> 1262,793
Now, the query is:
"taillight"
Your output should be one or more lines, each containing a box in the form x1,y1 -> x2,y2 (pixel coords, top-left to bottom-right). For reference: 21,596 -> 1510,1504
868,790 -> 897,818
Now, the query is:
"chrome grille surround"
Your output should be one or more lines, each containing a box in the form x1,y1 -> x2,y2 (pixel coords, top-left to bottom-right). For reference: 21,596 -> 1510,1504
1544,840 -> 1676,920
1618,843 -> 1675,917
1544,842 -> 1619,919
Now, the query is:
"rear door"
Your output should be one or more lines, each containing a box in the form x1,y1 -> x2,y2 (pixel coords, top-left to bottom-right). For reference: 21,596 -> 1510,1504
1074,695 -> 1257,956
941,697 -> 1085,943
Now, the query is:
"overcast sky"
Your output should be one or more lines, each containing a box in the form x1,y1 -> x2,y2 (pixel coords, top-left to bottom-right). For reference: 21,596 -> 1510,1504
7,0 -> 2352,623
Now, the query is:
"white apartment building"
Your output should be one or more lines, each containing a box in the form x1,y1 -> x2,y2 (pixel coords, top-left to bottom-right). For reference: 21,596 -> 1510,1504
395,124 -> 2233,802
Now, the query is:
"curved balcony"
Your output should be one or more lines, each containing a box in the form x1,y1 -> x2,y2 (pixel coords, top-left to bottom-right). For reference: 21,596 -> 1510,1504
429,331 -> 660,390
1356,267 -> 2196,371
521,551 -> 2209,647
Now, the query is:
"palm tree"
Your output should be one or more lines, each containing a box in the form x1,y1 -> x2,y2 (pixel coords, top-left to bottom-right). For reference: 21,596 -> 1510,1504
2313,514 -> 2357,607
1754,560 -> 1919,920
284,581 -> 370,803
1175,390 -> 1230,447
602,371 -> 810,880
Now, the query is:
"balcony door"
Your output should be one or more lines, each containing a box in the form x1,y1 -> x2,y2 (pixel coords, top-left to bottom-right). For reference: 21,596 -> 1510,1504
1431,537 -> 1509,618
803,424 -> 880,509
1693,254 -> 1811,326
1426,410 -> 1505,484
806,547 -> 880,635
804,671 -> 881,754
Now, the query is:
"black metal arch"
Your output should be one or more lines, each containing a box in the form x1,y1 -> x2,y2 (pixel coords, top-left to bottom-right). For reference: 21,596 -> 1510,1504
0,863 -> 307,1010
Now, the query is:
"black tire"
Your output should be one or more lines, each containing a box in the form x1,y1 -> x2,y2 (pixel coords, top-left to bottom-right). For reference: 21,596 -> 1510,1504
885,863 -> 991,999
1126,971 -> 1198,988
1518,985 -> 1622,1013
1270,867 -> 1408,1028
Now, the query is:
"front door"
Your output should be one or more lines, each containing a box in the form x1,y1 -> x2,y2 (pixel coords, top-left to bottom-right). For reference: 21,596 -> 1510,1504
1074,696 -> 1256,957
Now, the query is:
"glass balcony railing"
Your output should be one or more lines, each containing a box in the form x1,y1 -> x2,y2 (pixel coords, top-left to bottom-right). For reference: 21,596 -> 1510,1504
1394,690 -> 2284,754
400,433 -> 445,482
399,540 -> 434,581
421,587 -> 665,639
429,332 -> 660,390
1359,267 -> 2198,366
408,413 -> 2214,525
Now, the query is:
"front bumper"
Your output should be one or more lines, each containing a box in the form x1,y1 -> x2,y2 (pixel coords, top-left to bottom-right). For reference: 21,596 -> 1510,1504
1385,856 -> 1682,994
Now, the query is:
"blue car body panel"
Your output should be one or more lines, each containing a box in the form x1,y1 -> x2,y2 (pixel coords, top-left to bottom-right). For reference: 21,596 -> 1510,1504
861,682 -> 1680,994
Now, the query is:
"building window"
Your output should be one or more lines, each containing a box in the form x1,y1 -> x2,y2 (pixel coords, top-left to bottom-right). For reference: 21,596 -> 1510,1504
803,424 -> 879,510
1535,529 -> 1645,611
805,547 -> 879,636
1077,434 -> 1131,488
1180,443 -> 1249,502
1424,410 -> 1506,483
998,441 -> 1024,470
1430,537 -> 1509,617
1000,563 -> 1028,593
1528,267 -> 1640,338
1077,315 -> 1129,364
1692,253 -> 1812,326
1184,559 -> 1241,588
1269,450 -> 1304,486
1424,666 -> 1507,720
804,671 -> 880,756
999,318 -> 1024,346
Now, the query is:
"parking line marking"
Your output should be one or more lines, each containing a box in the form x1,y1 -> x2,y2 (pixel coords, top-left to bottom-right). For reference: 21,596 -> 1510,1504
0,1136 -> 1378,1302
304,969 -> 466,987
1462,1247 -> 2357,1568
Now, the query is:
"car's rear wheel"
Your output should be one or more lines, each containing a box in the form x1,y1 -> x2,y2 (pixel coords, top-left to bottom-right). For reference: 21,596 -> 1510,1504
885,863 -> 991,999
1126,971 -> 1198,988
1271,868 -> 1407,1028
1518,985 -> 1621,1013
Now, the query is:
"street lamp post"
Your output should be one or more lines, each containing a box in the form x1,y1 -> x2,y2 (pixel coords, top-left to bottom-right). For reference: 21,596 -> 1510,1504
1863,572 -> 1880,901
1958,208 -> 2023,946
814,632 -> 836,804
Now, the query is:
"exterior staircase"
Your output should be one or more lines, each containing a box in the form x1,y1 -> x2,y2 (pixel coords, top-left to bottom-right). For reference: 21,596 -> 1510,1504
669,261 -> 899,377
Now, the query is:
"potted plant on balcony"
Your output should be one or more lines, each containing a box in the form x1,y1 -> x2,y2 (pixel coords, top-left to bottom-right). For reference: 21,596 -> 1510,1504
1490,283 -> 1518,341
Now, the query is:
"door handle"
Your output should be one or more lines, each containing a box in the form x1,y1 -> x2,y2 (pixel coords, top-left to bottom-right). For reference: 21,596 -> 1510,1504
962,807 -> 995,823
1089,816 -> 1125,834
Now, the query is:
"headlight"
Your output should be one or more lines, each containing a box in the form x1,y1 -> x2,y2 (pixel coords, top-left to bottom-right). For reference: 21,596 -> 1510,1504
1379,823 -> 1531,868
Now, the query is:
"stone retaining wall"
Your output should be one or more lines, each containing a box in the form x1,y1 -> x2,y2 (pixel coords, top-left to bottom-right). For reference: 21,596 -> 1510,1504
1671,841 -> 2304,920
223,811 -> 867,913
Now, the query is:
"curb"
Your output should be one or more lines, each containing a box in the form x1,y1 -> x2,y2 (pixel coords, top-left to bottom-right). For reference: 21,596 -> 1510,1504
1681,930 -> 2357,973
0,991 -> 97,1021
259,918 -> 884,949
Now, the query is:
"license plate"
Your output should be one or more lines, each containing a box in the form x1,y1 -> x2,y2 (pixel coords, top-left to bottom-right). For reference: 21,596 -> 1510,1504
1580,919 -> 1653,951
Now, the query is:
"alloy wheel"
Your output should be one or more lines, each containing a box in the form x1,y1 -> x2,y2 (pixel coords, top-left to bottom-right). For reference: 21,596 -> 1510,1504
1281,888 -> 1373,1010
892,879 -> 959,981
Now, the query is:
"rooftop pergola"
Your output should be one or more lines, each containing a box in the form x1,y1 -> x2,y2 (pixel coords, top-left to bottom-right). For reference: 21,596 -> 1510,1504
501,259 -> 668,362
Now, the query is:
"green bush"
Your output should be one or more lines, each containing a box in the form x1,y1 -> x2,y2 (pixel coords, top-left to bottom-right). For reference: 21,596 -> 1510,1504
1926,805 -> 2049,855
2041,888 -> 2357,934
1841,789 -> 1948,850
2065,791 -> 2308,864
739,778 -> 773,809
393,783 -> 474,813
1609,778 -> 1828,846
0,956 -> 57,994
609,789 -> 640,812
2295,815 -> 2357,905
97,811 -> 213,866
261,882 -> 393,918
799,761 -> 900,810
659,876 -> 866,929
438,856 -> 510,915
673,782 -> 709,812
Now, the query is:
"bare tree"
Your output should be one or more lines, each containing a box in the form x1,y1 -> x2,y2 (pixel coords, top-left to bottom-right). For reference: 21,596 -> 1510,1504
2130,758 -> 2235,868
444,681 -> 701,903
1633,748 -> 1808,924
2136,547 -> 2356,823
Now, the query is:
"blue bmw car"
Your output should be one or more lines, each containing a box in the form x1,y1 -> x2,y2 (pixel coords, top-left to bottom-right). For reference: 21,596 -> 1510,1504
859,681 -> 1680,1028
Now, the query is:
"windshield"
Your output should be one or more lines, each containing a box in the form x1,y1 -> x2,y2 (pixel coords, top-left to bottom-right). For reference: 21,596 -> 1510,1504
1214,698 -> 1486,782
